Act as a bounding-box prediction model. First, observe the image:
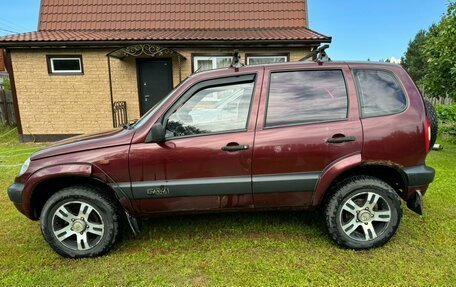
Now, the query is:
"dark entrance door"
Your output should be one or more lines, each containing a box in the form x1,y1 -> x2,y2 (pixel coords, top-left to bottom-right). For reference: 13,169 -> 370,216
137,59 -> 173,115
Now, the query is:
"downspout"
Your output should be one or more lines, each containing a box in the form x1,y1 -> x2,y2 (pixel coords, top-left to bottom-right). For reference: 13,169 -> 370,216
178,53 -> 182,83
107,55 -> 115,128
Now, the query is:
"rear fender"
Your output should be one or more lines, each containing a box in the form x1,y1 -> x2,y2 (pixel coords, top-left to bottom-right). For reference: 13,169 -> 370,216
312,153 -> 362,206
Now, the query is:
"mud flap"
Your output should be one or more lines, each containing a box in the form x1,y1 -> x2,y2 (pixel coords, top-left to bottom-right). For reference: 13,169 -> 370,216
407,190 -> 423,215
125,211 -> 141,236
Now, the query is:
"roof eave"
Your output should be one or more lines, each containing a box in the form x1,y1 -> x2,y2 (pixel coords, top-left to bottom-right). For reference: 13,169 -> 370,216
0,37 -> 332,49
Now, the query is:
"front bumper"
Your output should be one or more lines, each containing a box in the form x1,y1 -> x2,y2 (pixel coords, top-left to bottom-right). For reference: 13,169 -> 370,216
7,183 -> 24,204
7,183 -> 26,215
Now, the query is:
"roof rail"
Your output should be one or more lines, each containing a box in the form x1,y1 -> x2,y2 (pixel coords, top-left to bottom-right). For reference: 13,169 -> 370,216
300,44 -> 331,63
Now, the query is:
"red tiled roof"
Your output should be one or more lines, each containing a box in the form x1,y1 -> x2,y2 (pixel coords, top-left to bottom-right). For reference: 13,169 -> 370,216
0,0 -> 331,44
38,0 -> 309,31
0,28 -> 329,43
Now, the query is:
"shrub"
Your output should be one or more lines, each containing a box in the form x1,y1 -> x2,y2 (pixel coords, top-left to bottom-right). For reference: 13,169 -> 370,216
2,78 -> 11,91
435,104 -> 456,122
435,104 -> 456,142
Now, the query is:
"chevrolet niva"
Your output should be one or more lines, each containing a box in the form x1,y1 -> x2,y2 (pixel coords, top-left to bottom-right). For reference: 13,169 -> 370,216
8,57 -> 437,258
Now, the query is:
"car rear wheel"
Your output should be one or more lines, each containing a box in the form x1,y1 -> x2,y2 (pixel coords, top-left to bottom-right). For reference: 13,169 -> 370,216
324,176 -> 402,249
40,186 -> 121,258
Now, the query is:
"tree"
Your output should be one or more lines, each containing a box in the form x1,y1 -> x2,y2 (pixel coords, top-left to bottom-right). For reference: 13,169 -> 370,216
421,2 -> 456,100
401,29 -> 429,83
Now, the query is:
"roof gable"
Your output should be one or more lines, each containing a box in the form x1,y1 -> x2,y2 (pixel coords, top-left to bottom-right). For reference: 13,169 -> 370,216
38,0 -> 308,31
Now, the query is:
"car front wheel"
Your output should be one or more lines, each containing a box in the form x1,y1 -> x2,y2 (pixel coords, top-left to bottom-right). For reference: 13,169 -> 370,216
325,176 -> 402,249
40,186 -> 121,258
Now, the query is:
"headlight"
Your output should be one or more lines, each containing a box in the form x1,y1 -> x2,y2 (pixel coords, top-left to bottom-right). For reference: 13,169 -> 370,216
18,158 -> 31,176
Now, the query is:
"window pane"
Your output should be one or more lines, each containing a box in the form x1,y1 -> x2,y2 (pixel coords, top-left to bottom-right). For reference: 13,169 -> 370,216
52,58 -> 81,72
248,56 -> 287,65
354,70 -> 407,117
266,70 -> 348,127
195,60 -> 213,71
167,81 -> 254,137
215,57 -> 232,69
193,56 -> 233,72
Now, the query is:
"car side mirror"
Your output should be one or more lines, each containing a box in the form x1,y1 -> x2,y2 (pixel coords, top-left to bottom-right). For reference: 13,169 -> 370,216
151,122 -> 166,143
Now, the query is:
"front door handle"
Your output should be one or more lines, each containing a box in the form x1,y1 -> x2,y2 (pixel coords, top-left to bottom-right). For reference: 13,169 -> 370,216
326,136 -> 356,144
221,144 -> 250,152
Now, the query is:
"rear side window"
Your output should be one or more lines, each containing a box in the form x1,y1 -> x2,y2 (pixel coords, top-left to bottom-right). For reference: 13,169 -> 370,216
265,70 -> 348,127
353,69 -> 407,118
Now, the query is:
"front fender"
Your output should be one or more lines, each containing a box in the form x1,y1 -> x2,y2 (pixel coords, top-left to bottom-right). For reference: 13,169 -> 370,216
312,153 -> 362,206
21,163 -> 92,218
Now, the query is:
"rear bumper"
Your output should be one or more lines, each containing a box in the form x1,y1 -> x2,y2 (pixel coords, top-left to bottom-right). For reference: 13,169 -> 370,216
402,165 -> 435,186
401,165 -> 435,215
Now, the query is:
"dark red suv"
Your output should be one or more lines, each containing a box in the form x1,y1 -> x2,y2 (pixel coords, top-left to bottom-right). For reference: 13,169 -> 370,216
8,60 -> 436,258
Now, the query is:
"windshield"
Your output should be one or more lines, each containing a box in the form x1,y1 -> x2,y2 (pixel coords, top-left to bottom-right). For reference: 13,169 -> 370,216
132,79 -> 186,129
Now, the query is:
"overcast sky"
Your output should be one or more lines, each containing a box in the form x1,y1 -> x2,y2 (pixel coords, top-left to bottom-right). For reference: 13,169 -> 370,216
0,0 -> 449,61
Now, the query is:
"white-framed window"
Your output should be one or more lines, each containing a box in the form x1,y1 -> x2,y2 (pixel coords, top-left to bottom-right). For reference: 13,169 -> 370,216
47,55 -> 83,74
193,56 -> 233,72
246,55 -> 288,65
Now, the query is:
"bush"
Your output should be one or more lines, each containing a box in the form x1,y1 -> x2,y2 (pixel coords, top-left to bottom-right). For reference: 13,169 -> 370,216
436,104 -> 456,122
436,104 -> 456,142
1,78 -> 11,91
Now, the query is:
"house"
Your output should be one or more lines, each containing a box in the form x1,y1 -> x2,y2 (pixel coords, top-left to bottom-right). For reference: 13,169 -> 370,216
0,0 -> 331,142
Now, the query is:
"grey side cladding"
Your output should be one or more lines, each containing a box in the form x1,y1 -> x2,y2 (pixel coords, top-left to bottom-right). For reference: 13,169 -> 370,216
114,172 -> 320,200
253,172 -> 320,194
126,176 -> 251,200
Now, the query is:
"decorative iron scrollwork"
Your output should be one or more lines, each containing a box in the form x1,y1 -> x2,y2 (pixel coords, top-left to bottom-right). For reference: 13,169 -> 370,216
122,44 -> 175,58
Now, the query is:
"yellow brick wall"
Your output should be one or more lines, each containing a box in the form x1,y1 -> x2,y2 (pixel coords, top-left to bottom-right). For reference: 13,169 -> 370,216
12,49 -> 113,135
12,47 -> 311,136
110,56 -> 140,122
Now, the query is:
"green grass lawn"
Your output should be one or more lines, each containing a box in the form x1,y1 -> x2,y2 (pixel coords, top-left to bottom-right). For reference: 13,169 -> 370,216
0,126 -> 455,286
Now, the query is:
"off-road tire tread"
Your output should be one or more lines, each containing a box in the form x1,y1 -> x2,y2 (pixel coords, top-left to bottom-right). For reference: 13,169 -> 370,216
424,99 -> 439,148
40,185 -> 121,258
324,176 -> 402,250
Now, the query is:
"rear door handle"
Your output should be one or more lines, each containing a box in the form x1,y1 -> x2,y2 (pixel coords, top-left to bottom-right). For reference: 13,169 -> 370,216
326,136 -> 356,144
221,144 -> 250,152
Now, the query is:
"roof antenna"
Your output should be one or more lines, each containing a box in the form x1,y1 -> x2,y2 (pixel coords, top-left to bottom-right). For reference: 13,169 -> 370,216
299,45 -> 331,64
230,49 -> 243,71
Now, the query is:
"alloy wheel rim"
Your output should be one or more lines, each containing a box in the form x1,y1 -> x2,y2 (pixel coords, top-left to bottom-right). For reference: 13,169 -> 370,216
51,201 -> 105,251
339,191 -> 392,241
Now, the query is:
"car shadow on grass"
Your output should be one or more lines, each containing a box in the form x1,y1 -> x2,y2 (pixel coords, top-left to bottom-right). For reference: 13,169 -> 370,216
115,210 -> 333,254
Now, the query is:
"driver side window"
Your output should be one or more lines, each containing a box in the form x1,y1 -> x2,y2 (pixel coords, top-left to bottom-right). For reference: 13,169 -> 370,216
166,81 -> 254,137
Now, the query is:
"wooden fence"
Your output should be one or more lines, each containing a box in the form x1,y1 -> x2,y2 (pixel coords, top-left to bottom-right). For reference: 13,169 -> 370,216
423,96 -> 453,106
113,101 -> 128,128
0,88 -> 15,126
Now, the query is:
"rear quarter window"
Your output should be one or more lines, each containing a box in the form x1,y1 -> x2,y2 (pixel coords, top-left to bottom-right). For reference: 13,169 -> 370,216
353,69 -> 407,118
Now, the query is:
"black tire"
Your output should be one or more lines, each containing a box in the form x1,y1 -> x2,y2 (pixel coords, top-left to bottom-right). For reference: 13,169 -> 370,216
424,99 -> 438,148
324,176 -> 402,250
40,186 -> 121,258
